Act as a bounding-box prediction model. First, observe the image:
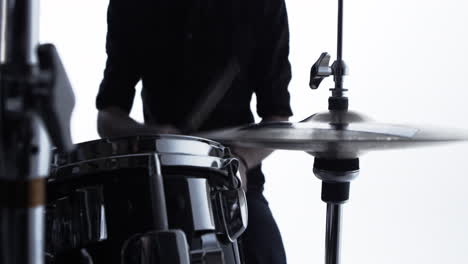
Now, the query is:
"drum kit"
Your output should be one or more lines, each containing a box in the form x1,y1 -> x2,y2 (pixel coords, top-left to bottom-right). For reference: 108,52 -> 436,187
1,0 -> 467,264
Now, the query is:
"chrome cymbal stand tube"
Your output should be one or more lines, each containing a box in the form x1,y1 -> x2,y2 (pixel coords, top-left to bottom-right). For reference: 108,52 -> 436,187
0,0 -> 75,264
313,158 -> 359,264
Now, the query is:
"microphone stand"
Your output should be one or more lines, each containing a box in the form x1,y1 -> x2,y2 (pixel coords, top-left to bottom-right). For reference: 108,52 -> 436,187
0,0 -> 75,264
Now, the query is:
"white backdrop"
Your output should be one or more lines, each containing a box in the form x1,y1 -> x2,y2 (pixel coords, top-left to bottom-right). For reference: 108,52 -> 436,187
40,0 -> 468,263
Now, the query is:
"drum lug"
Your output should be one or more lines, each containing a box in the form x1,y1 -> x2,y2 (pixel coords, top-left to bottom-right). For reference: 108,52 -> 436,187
121,230 -> 190,264
190,233 -> 225,264
221,158 -> 241,189
45,185 -> 107,255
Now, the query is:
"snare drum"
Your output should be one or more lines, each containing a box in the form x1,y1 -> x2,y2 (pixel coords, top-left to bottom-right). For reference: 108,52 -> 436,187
45,135 -> 247,264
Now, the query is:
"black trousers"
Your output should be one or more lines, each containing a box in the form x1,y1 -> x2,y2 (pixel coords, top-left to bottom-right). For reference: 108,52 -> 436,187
240,190 -> 287,264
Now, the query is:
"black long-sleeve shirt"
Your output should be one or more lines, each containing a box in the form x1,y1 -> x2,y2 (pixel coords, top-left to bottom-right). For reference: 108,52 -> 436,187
96,0 -> 293,189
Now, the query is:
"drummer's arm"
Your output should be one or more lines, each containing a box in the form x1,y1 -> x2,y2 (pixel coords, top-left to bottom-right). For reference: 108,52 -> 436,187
96,1 -> 179,138
97,107 -> 150,138
96,0 -> 142,138
97,107 -> 179,138
235,0 -> 293,168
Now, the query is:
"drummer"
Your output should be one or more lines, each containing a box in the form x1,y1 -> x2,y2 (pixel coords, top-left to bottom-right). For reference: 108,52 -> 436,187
96,0 -> 293,263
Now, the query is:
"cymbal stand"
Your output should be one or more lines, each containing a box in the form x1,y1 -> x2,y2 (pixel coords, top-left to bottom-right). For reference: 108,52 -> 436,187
0,0 -> 75,264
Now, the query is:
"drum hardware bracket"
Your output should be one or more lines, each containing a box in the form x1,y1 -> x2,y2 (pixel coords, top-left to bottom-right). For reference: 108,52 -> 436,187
309,52 -> 349,112
309,53 -> 348,93
191,233 -> 225,264
1,44 -> 75,152
121,230 -> 190,264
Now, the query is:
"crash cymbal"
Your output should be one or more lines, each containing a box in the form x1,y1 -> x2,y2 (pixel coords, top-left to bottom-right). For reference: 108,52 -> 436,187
197,110 -> 468,159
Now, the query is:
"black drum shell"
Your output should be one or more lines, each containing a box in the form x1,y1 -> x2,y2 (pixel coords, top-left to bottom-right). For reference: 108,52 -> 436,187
46,135 -> 245,264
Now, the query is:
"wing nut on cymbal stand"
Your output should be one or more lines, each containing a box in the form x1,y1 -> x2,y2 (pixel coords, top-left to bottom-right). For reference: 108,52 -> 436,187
310,52 -> 349,112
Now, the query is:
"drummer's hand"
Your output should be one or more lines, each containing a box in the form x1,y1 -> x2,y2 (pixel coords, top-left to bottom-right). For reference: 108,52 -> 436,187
230,115 -> 290,166
229,116 -> 289,190
98,107 -> 181,137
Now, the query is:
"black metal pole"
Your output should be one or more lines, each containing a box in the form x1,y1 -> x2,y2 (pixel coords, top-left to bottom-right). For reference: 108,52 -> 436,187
334,0 -> 344,93
325,203 -> 342,264
337,0 -> 343,64
329,0 -> 348,110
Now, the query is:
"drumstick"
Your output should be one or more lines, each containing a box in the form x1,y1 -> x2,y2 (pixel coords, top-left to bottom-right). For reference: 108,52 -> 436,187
180,58 -> 240,133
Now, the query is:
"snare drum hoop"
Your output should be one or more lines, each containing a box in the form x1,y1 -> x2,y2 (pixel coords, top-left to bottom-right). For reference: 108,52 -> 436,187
52,135 -> 229,168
